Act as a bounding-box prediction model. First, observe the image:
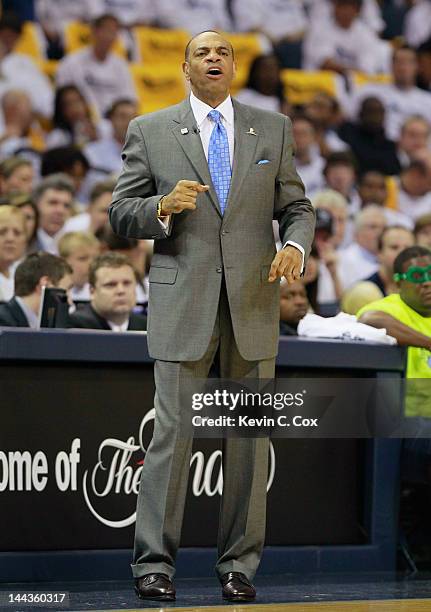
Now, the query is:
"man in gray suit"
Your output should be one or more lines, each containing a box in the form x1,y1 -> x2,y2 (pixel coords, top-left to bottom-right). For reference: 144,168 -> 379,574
109,30 -> 315,602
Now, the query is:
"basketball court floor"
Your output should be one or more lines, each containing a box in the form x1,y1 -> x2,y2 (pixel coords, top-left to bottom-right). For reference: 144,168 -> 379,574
2,573 -> 431,611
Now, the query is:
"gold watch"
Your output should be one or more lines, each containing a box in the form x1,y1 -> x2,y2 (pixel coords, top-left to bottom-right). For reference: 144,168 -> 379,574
157,196 -> 167,218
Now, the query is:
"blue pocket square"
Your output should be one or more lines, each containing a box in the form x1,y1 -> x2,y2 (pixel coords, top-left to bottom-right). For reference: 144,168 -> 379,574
257,159 -> 270,165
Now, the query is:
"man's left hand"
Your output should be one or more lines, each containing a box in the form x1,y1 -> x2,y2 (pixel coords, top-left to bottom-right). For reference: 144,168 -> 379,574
268,246 -> 302,283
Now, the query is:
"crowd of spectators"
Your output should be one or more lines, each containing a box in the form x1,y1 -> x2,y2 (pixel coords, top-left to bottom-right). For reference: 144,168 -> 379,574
1,0 -> 431,568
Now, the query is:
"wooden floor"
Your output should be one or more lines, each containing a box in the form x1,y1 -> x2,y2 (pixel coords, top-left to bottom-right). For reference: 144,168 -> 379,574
131,602 -> 431,612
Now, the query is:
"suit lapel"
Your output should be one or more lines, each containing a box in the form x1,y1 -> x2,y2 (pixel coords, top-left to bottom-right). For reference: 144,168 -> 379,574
171,98 -> 260,220
89,305 -> 111,330
10,298 -> 30,327
172,99 -> 221,216
223,100 -> 259,223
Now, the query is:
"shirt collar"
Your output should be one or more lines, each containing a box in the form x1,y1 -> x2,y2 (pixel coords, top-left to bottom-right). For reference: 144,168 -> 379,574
356,243 -> 378,264
107,317 -> 129,332
37,227 -> 63,252
190,91 -> 234,129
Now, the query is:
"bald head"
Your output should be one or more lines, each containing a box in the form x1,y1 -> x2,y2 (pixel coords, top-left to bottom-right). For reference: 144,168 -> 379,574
1,89 -> 31,113
355,205 -> 386,254
183,30 -> 236,108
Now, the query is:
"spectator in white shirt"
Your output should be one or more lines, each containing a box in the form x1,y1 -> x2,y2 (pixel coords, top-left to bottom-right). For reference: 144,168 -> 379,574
292,116 -> 325,196
403,0 -> 431,48
323,151 -> 361,217
84,98 -> 138,175
313,189 -> 349,249
58,231 -> 100,302
396,161 -> 431,221
47,85 -> 100,150
0,12 -> 54,119
312,193 -> 348,311
338,204 -> 387,289
232,0 -> 308,67
312,207 -> 343,315
235,54 -> 290,114
35,0 -> 105,58
358,170 -> 413,229
348,45 -> 431,140
308,0 -> 384,33
156,0 -> 232,35
0,90 -> 46,164
303,0 -> 390,75
0,205 -> 27,301
397,116 -> 431,169
56,14 -> 137,118
304,92 -> 349,158
103,0 -> 157,27
30,173 -> 75,254
233,0 -> 308,41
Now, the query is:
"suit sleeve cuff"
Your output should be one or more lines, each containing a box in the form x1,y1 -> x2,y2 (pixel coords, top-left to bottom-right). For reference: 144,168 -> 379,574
157,215 -> 173,236
283,240 -> 305,274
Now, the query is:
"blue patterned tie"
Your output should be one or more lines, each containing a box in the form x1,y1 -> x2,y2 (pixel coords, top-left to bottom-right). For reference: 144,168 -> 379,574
207,109 -> 231,215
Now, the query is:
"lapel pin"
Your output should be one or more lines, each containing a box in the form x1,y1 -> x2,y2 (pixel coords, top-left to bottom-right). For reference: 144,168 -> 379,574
247,127 -> 257,136
181,127 -> 189,135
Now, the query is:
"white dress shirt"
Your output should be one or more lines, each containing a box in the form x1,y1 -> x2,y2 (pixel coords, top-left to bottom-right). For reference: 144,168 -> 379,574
107,317 -> 129,332
36,228 -> 64,255
233,0 -> 308,38
0,264 -> 16,302
0,53 -> 54,119
347,83 -> 431,141
338,242 -> 379,290
235,88 -> 281,113
84,137 -> 123,174
0,273 -> 14,302
189,91 -> 305,270
190,91 -> 234,166
308,0 -> 384,34
56,48 -> 137,117
104,0 -> 157,25
296,156 -> 325,197
35,0 -> 104,36
64,213 -> 91,234
304,16 -> 390,74
155,0 -> 232,34
404,0 -> 431,48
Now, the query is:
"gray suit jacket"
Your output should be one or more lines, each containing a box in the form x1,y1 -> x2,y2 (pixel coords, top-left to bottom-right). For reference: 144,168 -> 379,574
109,98 -> 315,361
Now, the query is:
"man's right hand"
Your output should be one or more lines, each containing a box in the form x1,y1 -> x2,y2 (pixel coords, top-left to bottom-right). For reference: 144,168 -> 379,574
161,180 -> 209,215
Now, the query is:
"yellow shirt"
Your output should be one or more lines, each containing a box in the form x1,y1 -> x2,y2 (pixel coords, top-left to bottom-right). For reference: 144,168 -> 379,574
358,294 -> 431,417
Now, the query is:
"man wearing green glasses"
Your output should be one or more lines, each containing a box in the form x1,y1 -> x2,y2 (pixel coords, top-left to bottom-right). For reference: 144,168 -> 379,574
358,246 -> 431,418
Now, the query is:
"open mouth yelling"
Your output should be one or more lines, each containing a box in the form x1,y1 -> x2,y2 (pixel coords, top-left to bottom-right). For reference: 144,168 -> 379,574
206,67 -> 224,79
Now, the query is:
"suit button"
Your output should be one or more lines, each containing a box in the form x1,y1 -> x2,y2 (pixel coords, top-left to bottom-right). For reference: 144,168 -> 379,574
216,267 -> 222,273
221,230 -> 228,235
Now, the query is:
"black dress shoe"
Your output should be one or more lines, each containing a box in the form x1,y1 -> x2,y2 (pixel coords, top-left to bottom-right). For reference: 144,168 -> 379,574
135,573 -> 176,601
220,571 -> 256,601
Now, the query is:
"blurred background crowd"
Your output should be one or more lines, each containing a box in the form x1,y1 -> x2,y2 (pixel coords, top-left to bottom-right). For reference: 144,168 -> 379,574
0,0 -> 430,333
1,0 -> 431,571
